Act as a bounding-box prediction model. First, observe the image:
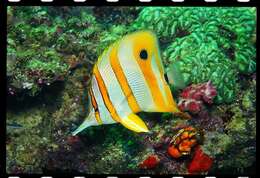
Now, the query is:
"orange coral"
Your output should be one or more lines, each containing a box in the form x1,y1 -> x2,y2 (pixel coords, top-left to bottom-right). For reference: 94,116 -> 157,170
168,126 -> 202,158
168,146 -> 182,158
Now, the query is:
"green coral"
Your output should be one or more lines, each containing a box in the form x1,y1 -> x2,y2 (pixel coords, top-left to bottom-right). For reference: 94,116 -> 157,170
97,25 -> 131,54
235,42 -> 256,74
132,7 -> 194,41
134,7 -> 256,103
164,33 -> 239,103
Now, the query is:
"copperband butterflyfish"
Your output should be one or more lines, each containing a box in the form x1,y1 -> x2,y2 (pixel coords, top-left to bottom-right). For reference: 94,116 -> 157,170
72,31 -> 181,135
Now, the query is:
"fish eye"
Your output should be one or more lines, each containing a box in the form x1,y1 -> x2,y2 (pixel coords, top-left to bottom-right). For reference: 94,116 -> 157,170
139,49 -> 148,60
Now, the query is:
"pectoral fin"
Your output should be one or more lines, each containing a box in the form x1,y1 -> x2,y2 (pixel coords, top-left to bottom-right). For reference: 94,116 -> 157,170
120,113 -> 149,133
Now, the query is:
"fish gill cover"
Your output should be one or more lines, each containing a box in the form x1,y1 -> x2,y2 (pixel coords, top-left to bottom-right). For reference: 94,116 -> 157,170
6,7 -> 256,174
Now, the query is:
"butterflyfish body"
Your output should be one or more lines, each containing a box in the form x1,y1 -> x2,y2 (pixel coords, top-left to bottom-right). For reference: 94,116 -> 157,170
72,31 -> 180,135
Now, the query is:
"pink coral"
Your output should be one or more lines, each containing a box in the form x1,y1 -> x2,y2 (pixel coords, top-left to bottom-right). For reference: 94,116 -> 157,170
178,81 -> 217,114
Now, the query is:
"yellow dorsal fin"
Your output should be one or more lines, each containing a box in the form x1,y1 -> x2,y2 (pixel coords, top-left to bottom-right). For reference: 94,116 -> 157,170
120,113 -> 149,133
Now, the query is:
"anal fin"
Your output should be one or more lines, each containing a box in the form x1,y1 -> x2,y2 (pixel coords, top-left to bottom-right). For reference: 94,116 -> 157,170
120,113 -> 149,133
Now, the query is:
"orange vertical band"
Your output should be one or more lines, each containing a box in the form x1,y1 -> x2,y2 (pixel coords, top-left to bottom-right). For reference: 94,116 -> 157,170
89,88 -> 102,124
93,65 -> 121,122
109,44 -> 141,113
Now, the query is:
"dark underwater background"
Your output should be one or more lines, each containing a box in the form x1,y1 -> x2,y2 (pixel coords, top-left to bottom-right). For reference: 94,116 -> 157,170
7,7 -> 256,174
